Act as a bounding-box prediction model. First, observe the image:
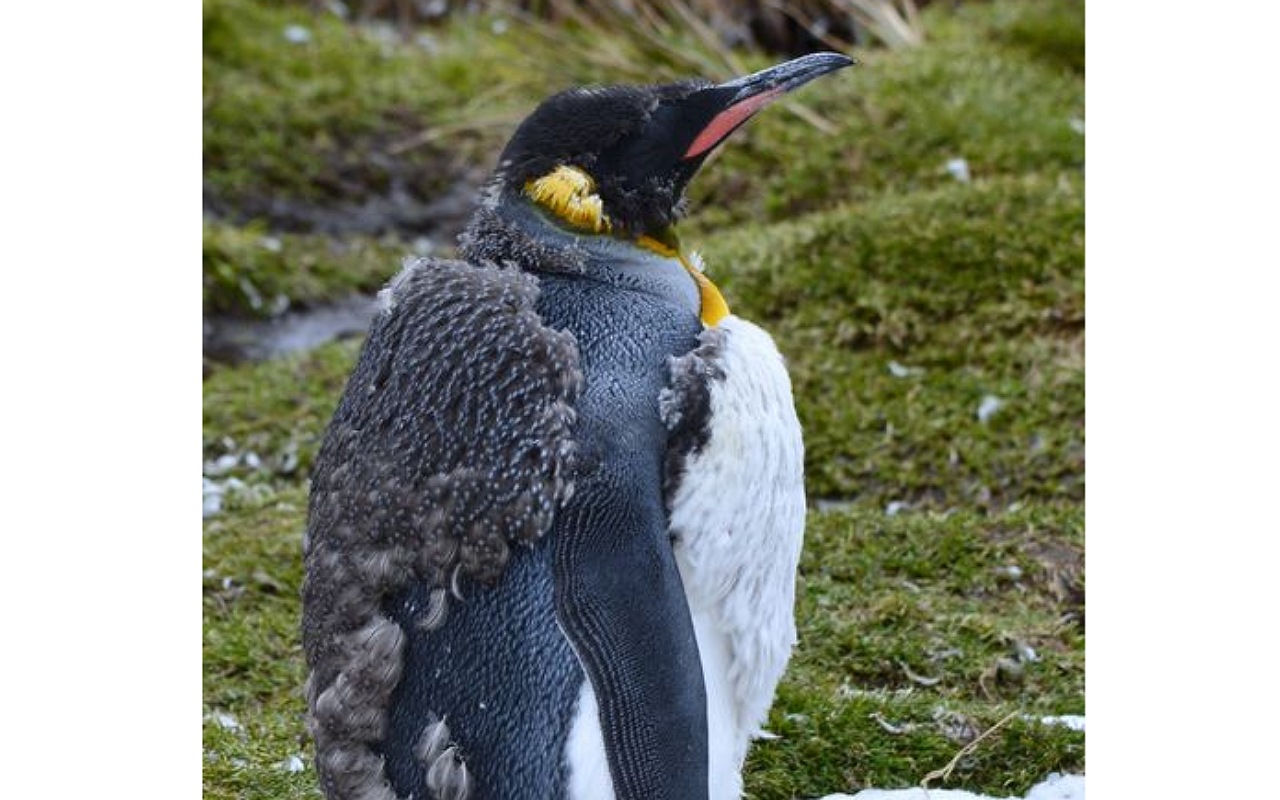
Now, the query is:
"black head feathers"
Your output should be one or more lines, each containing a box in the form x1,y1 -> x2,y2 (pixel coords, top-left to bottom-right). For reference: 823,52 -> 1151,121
491,52 -> 855,237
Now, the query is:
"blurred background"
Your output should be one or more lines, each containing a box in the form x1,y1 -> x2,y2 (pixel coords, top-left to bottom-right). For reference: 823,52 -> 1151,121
203,2 -> 1084,797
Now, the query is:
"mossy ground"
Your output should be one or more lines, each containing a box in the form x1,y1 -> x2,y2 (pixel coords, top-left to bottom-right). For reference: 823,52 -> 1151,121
204,1 -> 1084,797
203,222 -> 409,318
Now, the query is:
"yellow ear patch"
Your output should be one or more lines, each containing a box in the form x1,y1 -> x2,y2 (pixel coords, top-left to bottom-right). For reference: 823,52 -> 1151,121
524,165 -> 612,234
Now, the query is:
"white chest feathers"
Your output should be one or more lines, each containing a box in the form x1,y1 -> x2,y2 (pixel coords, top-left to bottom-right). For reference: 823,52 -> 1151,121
663,315 -> 807,798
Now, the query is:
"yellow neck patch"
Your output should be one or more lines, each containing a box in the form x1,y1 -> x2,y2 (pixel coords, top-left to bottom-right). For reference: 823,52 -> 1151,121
636,234 -> 731,328
524,165 -> 612,234
524,165 -> 729,327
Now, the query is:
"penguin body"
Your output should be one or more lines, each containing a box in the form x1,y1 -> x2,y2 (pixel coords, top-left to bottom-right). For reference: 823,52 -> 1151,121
302,52 -> 853,800
388,201 -> 711,799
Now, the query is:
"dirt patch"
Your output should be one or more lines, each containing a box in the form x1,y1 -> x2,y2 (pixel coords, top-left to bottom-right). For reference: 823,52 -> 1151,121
203,162 -> 485,241
204,115 -> 492,241
204,175 -> 480,241
204,294 -> 380,365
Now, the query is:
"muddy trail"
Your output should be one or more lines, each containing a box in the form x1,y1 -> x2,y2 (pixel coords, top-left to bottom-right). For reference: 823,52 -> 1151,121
201,171 -> 482,240
203,294 -> 381,366
203,149 -> 488,365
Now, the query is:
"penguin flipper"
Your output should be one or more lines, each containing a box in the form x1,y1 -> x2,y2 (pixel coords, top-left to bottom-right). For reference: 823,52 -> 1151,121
553,460 -> 710,800
301,257 -> 582,800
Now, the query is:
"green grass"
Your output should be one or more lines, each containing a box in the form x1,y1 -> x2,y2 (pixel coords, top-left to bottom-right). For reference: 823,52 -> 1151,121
203,0 -> 514,208
204,486 -> 316,800
689,33 -> 1084,234
706,172 -> 1084,508
743,504 -> 1083,796
204,0 -> 1084,796
203,221 -> 406,317
203,0 -> 1083,318
203,492 -> 1083,798
937,0 -> 1086,76
203,337 -> 360,480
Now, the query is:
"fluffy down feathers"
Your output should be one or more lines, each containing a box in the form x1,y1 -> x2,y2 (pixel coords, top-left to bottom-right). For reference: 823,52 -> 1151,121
302,257 -> 582,800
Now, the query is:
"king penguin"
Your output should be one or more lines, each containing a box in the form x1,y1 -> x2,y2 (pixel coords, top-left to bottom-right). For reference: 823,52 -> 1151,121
302,51 -> 854,800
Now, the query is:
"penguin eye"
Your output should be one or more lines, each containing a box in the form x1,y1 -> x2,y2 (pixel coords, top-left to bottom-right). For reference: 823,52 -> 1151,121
523,165 -> 613,234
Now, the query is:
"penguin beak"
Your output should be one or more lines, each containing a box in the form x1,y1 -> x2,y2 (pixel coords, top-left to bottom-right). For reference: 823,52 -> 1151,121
682,52 -> 856,160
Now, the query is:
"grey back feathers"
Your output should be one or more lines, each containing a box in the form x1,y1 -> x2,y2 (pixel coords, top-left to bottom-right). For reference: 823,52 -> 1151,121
302,257 -> 582,800
458,196 -> 590,278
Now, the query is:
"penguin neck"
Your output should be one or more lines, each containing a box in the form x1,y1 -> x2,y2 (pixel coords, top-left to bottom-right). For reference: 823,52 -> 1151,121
459,191 -> 701,319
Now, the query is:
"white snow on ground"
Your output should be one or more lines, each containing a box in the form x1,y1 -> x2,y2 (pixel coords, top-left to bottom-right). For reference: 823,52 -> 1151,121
821,772 -> 1083,800
1037,714 -> 1085,732
817,714 -> 1086,800
279,754 -> 305,773
976,394 -> 1005,422
945,157 -> 972,183
206,711 -> 242,732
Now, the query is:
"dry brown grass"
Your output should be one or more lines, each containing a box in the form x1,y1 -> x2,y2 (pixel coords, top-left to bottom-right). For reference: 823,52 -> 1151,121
307,0 -> 927,53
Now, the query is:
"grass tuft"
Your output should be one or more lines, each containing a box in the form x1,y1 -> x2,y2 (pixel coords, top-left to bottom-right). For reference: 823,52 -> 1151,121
203,221 -> 406,317
706,173 -> 1084,508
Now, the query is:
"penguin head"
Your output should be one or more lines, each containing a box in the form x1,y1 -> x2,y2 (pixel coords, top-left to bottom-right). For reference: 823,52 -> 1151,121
494,52 -> 855,239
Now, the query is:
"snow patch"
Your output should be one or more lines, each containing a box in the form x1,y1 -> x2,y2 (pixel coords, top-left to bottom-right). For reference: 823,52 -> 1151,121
976,394 -> 1005,423
1038,714 -> 1086,732
208,712 -> 242,732
819,772 -> 1083,800
946,158 -> 972,183
888,360 -> 924,378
